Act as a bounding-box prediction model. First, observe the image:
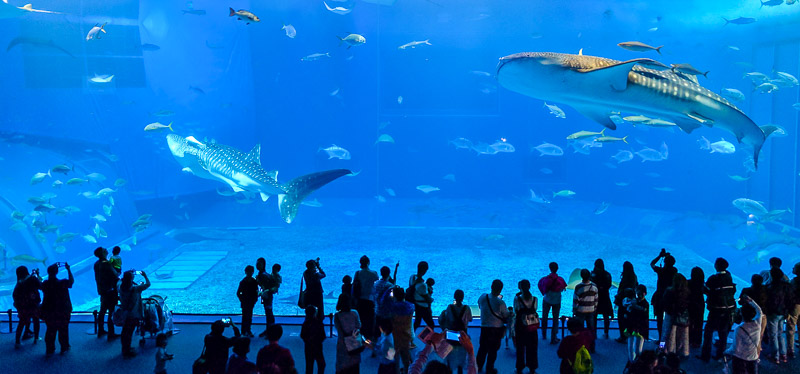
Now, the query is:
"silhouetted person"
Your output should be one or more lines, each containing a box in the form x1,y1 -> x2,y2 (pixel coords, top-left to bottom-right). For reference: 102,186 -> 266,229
353,255 -> 378,341
257,324 -> 296,374
557,318 -> 592,374
373,266 -> 395,334
615,261 -> 638,343
109,246 -> 122,276
725,295 -> 761,374
538,262 -> 566,344
257,259 -> 282,335
591,259 -> 613,339
390,288 -> 415,372
439,289 -> 473,374
40,262 -> 74,355
301,305 -> 326,374
154,332 -> 173,374
207,319 -> 242,374
740,274 -> 767,354
119,269 -> 151,357
93,246 -> 119,338
304,258 -> 327,319
334,294 -> 362,374
237,265 -> 259,338
764,267 -> 793,363
687,267 -> 705,348
625,285 -> 649,362
13,265 -> 41,348
573,268 -> 598,351
760,257 -> 789,286
650,248 -> 677,341
698,257 -> 736,362
409,261 -> 434,331
513,279 -> 539,373
661,273 -> 690,357
227,337 -> 257,374
788,262 -> 800,359
477,279 -> 510,374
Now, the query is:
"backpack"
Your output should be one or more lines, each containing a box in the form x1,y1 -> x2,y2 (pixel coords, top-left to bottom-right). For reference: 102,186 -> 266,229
515,295 -> 539,328
571,345 -> 593,374
407,275 -> 423,303
441,304 -> 467,332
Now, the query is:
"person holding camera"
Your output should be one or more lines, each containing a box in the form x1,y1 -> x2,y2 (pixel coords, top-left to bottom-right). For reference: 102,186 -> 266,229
118,269 -> 151,357
13,265 -> 42,348
303,258 -> 327,319
40,262 -> 74,355
93,247 -> 119,339
206,318 -> 242,374
650,248 -> 677,341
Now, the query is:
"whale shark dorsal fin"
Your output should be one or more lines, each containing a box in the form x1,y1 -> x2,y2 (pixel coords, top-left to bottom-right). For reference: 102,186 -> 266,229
260,193 -> 270,202
246,144 -> 261,164
22,4 -> 32,10
186,136 -> 203,145
267,170 -> 279,181
577,59 -> 648,91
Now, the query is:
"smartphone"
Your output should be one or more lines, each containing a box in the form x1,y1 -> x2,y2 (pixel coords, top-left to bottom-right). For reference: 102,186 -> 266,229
221,317 -> 232,325
659,342 -> 665,349
446,330 -> 460,342
417,326 -> 434,343
57,262 -> 66,267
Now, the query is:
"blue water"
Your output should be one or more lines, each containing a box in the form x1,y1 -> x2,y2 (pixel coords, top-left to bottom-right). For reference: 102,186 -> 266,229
1,0 -> 799,313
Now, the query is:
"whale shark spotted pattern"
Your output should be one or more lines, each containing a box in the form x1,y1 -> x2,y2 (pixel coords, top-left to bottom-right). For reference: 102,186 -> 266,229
495,52 -> 778,169
166,134 -> 350,223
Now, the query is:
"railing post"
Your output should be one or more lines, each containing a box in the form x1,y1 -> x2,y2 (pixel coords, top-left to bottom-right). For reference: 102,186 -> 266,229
328,313 -> 334,338
6,309 -> 12,333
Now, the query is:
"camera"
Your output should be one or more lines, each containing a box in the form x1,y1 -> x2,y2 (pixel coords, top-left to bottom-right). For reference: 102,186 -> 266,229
221,317 -> 232,325
32,268 -> 39,275
56,262 -> 66,267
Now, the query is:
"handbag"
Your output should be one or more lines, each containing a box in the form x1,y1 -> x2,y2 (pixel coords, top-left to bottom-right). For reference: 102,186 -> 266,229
344,329 -> 366,354
192,345 -> 208,374
297,276 -> 307,309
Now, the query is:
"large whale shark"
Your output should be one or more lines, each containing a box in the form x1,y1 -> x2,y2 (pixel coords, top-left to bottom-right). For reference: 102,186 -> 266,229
496,52 -> 777,169
166,134 -> 351,223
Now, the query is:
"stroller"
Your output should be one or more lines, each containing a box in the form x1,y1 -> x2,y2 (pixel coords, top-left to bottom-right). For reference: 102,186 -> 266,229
136,294 -> 177,346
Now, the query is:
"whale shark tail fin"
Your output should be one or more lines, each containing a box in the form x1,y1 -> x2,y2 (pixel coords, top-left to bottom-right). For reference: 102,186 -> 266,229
753,125 -> 780,170
278,169 -> 351,223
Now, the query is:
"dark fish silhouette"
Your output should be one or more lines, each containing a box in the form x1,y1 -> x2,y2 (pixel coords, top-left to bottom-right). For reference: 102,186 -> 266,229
6,37 -> 74,58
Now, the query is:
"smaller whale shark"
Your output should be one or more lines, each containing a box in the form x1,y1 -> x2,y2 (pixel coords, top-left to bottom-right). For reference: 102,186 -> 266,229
167,134 -> 350,223
496,52 -> 778,168
0,0 -> 61,19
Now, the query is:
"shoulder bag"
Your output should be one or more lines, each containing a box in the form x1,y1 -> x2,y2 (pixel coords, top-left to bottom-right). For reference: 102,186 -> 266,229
297,275 -> 307,309
192,344 -> 208,374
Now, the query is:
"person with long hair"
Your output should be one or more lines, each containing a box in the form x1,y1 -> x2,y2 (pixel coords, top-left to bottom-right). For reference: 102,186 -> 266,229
118,269 -> 151,357
687,267 -> 705,348
662,273 -> 690,358
513,280 -> 539,374
304,258 -> 327,319
614,261 -> 637,343
13,265 -> 41,348
591,259 -> 613,340
334,294 -> 362,374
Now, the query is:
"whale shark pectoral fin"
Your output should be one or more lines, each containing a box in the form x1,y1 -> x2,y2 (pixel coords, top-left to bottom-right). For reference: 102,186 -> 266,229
210,171 -> 245,192
673,119 -> 703,134
686,112 -> 714,127
260,193 -> 270,202
576,59 -> 642,91
571,105 -> 617,130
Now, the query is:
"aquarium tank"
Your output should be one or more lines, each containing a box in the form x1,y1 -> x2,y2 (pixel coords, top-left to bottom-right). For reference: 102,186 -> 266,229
1,0 -> 799,317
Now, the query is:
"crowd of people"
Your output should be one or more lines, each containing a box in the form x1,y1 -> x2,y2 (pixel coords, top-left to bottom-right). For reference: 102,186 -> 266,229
10,247 -> 800,374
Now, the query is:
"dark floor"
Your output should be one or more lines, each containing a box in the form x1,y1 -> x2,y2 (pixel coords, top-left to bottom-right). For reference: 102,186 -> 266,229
1,321 -> 799,374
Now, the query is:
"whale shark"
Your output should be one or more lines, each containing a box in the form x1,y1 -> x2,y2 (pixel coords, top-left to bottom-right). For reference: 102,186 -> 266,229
496,52 -> 777,169
166,134 -> 351,223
